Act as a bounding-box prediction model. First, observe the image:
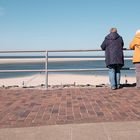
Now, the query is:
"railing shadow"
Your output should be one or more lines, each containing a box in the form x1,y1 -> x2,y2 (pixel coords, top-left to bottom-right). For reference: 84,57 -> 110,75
121,83 -> 136,88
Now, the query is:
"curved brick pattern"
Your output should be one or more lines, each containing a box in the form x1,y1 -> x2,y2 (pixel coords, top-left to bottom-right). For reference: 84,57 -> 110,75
0,88 -> 140,128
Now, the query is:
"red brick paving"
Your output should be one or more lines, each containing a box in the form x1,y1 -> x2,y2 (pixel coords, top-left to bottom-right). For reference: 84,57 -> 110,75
0,87 -> 140,128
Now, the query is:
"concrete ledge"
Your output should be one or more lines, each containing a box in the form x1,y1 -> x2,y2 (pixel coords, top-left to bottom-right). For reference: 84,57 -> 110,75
0,121 -> 140,140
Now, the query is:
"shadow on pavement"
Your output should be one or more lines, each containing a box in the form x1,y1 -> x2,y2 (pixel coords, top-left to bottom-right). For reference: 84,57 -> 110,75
122,83 -> 136,88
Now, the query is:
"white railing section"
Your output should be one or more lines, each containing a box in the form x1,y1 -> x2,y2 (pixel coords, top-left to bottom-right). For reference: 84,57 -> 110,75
0,49 -> 134,89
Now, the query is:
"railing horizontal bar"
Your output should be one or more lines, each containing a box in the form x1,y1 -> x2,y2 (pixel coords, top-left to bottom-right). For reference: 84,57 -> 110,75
0,69 -> 46,72
0,67 -> 135,73
122,67 -> 135,70
0,50 -> 46,53
47,48 -> 131,52
48,49 -> 103,52
47,68 -> 135,72
0,49 -> 132,53
48,68 -> 108,72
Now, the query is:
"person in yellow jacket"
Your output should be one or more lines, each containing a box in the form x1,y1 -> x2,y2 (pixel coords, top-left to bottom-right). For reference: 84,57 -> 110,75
130,30 -> 140,88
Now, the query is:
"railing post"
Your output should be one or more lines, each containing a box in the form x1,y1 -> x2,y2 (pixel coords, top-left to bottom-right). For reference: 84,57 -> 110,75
45,50 -> 48,89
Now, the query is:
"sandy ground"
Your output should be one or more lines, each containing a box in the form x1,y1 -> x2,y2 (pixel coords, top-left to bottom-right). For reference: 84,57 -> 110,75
0,73 -> 136,87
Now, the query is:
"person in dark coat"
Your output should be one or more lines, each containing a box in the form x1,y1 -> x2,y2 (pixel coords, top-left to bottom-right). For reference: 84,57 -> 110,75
101,28 -> 124,89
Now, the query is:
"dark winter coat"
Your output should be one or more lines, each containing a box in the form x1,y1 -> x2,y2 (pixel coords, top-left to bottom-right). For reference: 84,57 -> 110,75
101,32 -> 124,67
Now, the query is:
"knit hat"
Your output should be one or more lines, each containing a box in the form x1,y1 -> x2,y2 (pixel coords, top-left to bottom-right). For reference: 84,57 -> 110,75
136,29 -> 140,35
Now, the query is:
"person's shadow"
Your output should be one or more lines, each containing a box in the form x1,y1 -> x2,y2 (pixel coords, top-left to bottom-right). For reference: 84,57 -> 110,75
121,83 -> 136,88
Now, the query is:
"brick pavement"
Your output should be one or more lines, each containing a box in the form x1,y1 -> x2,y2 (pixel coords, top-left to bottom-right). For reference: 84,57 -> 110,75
0,87 -> 140,128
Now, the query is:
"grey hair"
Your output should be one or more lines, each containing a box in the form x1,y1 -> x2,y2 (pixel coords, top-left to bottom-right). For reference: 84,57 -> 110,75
110,28 -> 117,33
136,29 -> 140,35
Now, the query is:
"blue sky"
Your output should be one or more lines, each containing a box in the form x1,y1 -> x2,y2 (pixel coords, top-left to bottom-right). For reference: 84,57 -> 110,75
0,0 -> 140,53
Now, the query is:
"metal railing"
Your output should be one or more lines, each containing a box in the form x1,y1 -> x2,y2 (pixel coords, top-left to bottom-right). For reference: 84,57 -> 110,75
0,49 -> 134,89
